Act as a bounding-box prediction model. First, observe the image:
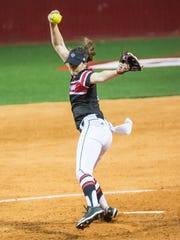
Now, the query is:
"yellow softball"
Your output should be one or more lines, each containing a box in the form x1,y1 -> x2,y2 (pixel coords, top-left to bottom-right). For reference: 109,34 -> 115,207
51,12 -> 62,24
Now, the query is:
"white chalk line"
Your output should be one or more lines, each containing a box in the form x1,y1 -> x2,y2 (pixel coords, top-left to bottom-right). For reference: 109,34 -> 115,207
0,189 -> 165,214
0,189 -> 153,203
0,189 -> 154,203
121,211 -> 165,215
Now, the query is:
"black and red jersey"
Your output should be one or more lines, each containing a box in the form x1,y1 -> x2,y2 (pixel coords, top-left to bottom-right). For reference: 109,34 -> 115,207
69,68 -> 104,130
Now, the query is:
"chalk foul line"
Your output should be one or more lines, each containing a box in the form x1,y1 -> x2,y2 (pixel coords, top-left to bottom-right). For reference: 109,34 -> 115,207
0,189 -> 155,203
0,189 -> 165,214
121,211 -> 165,215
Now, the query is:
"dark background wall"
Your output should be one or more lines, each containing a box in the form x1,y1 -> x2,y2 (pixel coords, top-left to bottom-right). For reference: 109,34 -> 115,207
0,0 -> 179,45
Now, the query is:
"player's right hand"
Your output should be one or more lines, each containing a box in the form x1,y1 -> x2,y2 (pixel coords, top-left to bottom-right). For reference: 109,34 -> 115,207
47,10 -> 60,23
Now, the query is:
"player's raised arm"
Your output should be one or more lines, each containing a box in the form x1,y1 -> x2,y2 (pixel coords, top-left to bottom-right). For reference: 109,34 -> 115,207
48,10 -> 69,62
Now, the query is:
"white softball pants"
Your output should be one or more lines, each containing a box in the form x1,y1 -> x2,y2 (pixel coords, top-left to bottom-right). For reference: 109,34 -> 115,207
76,114 -> 112,181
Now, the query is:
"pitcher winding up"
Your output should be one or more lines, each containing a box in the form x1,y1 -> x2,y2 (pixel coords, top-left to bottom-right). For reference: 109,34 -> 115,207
48,9 -> 142,230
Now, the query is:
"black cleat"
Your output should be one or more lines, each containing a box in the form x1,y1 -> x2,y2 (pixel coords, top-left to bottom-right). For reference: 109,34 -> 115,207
103,207 -> 118,222
76,206 -> 104,230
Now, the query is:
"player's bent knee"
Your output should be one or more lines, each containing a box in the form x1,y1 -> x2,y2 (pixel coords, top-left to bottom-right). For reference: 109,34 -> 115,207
76,168 -> 93,182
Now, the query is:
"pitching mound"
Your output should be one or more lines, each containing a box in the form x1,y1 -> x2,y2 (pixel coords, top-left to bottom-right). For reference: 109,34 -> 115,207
0,96 -> 179,240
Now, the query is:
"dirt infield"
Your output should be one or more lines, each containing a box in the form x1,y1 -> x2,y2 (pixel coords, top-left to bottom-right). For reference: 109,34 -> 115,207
0,96 -> 179,240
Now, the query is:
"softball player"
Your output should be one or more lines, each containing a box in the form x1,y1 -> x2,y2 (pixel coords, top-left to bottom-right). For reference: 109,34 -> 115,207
48,10 -> 133,230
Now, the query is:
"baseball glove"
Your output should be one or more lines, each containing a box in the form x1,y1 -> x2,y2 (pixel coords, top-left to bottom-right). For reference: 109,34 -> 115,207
120,52 -> 143,71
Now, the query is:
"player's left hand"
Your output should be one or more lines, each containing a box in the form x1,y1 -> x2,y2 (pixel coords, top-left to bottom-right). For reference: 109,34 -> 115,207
116,62 -> 130,74
119,52 -> 143,71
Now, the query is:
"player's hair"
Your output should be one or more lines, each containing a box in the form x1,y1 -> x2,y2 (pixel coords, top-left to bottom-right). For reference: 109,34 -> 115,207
82,37 -> 96,62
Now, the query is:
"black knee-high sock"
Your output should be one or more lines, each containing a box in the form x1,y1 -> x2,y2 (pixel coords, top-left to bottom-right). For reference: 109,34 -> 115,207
79,174 -> 99,207
94,178 -> 103,202
94,178 -> 108,209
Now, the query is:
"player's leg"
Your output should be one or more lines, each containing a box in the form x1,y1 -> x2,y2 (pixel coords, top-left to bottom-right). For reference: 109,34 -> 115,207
76,131 -> 103,204
93,134 -> 118,222
76,118 -> 114,228
76,136 -> 104,229
76,119 -> 112,206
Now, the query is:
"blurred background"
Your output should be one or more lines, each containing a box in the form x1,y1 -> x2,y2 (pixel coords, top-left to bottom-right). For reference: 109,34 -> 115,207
0,0 -> 179,44
0,0 -> 179,105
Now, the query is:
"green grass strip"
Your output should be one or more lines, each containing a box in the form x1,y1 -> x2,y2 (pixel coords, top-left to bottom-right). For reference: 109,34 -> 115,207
0,37 -> 179,105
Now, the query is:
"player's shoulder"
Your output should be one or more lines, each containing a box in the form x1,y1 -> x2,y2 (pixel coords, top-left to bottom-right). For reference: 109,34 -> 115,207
79,68 -> 93,79
79,68 -> 93,86
82,68 -> 93,74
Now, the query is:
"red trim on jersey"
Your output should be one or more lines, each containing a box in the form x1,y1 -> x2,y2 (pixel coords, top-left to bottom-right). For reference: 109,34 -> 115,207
70,81 -> 88,95
69,70 -> 93,95
80,70 -> 92,87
